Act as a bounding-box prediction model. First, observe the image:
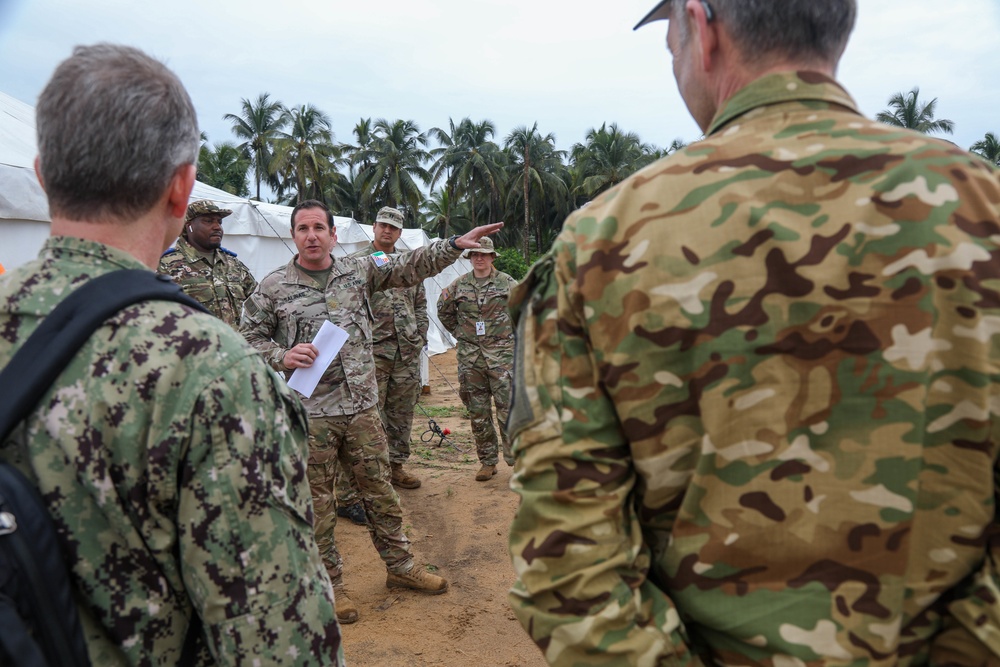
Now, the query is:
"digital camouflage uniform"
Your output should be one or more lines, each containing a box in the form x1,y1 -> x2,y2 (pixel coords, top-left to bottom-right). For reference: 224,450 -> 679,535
507,72 -> 1000,667
240,239 -> 461,582
158,235 -> 257,330
0,237 -> 343,666
335,243 -> 429,505
438,265 -> 516,466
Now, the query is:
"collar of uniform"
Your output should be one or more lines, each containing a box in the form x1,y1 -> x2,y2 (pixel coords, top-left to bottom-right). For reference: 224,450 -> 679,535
707,71 -> 861,137
369,241 -> 398,255
42,236 -> 149,272
470,266 -> 497,282
284,254 -> 349,287
175,235 -> 215,263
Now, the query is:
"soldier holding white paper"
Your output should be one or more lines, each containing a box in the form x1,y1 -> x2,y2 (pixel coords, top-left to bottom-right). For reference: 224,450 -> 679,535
241,199 -> 501,624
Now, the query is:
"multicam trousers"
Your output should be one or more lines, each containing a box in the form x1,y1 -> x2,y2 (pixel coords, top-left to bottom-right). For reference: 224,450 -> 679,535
307,406 -> 413,581
334,348 -> 423,506
375,348 -> 422,465
458,359 -> 513,467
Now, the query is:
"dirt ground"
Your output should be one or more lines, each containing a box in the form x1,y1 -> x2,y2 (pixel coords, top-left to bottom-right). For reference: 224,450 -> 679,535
334,348 -> 546,667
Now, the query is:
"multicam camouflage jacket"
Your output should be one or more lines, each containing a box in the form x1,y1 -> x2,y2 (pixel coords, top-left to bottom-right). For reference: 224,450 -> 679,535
0,237 -> 343,666
158,235 -> 257,330
437,267 -> 516,370
507,72 -> 1000,667
352,243 -> 429,361
241,239 -> 461,417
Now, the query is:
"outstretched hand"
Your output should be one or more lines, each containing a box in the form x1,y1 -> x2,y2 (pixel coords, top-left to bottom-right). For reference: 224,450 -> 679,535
454,222 -> 504,250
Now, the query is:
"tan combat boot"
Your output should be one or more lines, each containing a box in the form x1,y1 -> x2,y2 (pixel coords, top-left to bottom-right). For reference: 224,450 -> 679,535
390,462 -> 421,489
386,567 -> 449,595
333,584 -> 359,624
474,464 -> 497,481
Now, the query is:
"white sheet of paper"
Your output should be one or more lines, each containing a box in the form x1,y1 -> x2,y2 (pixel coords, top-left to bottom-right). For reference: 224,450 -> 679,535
287,321 -> 349,398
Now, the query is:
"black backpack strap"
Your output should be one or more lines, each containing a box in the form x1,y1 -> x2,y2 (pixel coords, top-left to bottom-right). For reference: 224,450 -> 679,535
0,461 -> 91,667
0,270 -> 207,442
0,597 -> 50,667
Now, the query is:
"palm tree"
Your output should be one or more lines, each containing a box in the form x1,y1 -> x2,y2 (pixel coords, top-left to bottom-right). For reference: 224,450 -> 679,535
875,87 -> 955,135
270,104 -> 339,204
223,93 -> 287,200
503,123 -> 567,259
421,188 -> 473,239
429,118 -> 505,233
571,122 -> 653,198
198,142 -> 250,196
355,118 -> 432,224
970,132 -> 1000,167
342,118 -> 376,220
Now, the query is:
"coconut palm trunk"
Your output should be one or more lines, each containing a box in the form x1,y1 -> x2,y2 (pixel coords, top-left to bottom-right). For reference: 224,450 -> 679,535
522,151 -> 530,260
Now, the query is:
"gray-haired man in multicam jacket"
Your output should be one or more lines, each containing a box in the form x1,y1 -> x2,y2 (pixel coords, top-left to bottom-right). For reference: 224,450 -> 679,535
506,1 -> 1000,665
1,44 -> 343,666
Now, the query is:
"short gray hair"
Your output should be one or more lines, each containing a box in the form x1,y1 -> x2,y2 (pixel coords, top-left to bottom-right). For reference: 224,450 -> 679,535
672,0 -> 856,66
36,44 -> 199,222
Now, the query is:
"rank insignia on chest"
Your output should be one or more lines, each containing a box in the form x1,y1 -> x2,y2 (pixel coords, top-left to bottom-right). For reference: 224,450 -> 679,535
370,252 -> 389,268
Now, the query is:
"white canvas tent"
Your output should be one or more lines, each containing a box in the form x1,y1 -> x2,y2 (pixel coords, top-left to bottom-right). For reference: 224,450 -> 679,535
0,91 -> 469,359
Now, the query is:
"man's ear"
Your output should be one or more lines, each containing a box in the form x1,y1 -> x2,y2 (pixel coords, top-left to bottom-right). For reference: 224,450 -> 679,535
687,0 -> 718,71
168,164 -> 197,219
33,156 -> 45,191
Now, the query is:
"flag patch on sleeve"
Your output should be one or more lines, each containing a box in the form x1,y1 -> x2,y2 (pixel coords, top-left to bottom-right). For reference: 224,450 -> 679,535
370,251 -> 389,268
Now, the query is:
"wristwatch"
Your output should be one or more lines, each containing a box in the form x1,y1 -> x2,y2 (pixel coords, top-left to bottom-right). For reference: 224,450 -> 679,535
448,235 -> 460,250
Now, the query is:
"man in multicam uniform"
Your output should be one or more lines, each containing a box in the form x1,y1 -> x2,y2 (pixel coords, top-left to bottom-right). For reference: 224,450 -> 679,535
351,206 -> 428,488
158,200 -> 257,330
0,45 -> 343,665
241,199 -> 502,624
507,1 -> 1000,666
333,206 -> 427,526
437,237 -> 517,482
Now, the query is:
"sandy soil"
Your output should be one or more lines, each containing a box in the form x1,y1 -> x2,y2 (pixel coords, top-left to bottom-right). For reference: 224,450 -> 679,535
334,348 -> 546,667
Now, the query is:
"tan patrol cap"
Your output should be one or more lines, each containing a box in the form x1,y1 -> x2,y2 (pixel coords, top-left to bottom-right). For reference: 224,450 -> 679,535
186,199 -> 233,223
634,0 -> 672,29
465,236 -> 496,257
375,206 -> 405,230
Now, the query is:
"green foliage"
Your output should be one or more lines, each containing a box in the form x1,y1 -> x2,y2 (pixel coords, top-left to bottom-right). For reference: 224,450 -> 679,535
354,118 -> 431,225
875,87 -> 955,135
970,132 -> 1000,167
417,405 -> 461,418
494,247 -> 531,280
223,93 -> 286,201
198,141 -> 250,196
210,94 -> 977,254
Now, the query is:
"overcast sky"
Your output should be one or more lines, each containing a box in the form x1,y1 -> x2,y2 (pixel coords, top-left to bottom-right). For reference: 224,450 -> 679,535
2,0 -> 998,190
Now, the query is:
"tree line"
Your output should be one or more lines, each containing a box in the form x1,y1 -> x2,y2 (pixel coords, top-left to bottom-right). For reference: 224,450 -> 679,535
198,88 -> 1000,261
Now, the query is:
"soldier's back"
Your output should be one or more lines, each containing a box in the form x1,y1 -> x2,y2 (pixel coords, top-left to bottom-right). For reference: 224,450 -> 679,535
1,238 -> 339,665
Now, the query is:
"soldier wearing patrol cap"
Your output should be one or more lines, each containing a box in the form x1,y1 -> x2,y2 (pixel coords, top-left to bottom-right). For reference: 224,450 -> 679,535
334,205 -> 429,527
437,236 -> 516,482
506,0 -> 1000,665
158,199 -> 256,330
333,205 -> 429,521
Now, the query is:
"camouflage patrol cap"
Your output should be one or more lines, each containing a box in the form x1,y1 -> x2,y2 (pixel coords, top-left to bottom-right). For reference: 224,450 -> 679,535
185,200 -> 233,223
375,206 -> 405,229
465,236 -> 496,257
